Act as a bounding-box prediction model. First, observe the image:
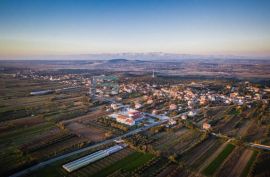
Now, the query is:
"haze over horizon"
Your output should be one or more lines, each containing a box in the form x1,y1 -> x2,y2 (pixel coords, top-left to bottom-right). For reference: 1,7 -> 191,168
1,0 -> 270,60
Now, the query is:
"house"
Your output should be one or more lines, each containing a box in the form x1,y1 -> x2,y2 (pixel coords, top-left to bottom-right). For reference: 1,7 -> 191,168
181,114 -> 187,120
128,109 -> 143,120
111,103 -> 120,110
169,104 -> 177,110
203,122 -> 211,130
188,111 -> 197,117
199,96 -> 207,105
147,99 -> 153,104
169,119 -> 177,125
152,109 -> 158,115
135,103 -> 142,109
225,99 -> 231,104
116,114 -> 135,126
113,108 -> 144,126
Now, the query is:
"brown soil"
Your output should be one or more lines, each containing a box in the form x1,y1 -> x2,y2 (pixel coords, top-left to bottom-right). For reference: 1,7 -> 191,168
61,105 -> 107,125
65,122 -> 107,142
215,146 -> 244,177
228,149 -> 253,177
156,164 -> 178,177
198,141 -> 229,172
183,137 -> 217,165
0,116 -> 45,133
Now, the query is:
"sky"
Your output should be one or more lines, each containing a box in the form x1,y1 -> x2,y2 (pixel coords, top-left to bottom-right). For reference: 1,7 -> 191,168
0,0 -> 270,59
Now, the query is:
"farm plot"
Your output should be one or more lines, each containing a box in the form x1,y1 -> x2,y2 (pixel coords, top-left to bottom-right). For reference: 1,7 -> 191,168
0,92 -> 88,123
27,143 -> 116,177
0,146 -> 32,176
240,150 -> 257,177
242,120 -> 265,143
0,115 -> 46,134
150,128 -> 186,146
65,122 -> 108,142
151,128 -> 185,147
172,131 -> 203,155
202,143 -> 235,176
60,105 -> 108,125
0,122 -> 56,147
132,157 -> 170,177
191,139 -> 223,170
228,149 -> 255,177
4,115 -> 45,127
45,106 -> 89,122
156,163 -> 201,177
216,115 -> 240,136
152,128 -> 202,156
91,151 -> 154,177
155,163 -> 178,177
236,118 -> 252,137
63,148 -> 134,177
29,135 -> 88,160
210,106 -> 234,119
180,136 -> 221,168
19,128 -> 71,153
0,123 -> 71,175
251,152 -> 270,177
215,146 -> 245,177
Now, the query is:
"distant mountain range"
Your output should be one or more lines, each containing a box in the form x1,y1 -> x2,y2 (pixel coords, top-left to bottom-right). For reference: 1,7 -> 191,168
64,52 -> 269,60
1,52 -> 269,60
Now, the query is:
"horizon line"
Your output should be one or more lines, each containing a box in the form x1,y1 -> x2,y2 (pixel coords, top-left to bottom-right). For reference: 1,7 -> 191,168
1,52 -> 270,60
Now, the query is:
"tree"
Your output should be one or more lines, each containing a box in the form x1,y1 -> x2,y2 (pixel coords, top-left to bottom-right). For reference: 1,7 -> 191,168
168,153 -> 177,163
81,95 -> 90,106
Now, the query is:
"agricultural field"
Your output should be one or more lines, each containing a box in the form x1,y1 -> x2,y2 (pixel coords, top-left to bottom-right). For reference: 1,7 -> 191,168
180,136 -> 222,169
215,146 -> 246,177
91,151 -> 154,177
151,128 -> 203,156
251,152 -> 270,177
30,147 -> 135,177
210,102 -> 270,145
0,75 -> 115,176
1,72 -> 270,177
155,163 -> 202,177
202,143 -> 235,176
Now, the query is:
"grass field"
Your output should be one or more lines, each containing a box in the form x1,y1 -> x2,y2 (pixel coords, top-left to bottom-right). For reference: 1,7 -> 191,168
202,143 -> 235,176
92,152 -> 154,177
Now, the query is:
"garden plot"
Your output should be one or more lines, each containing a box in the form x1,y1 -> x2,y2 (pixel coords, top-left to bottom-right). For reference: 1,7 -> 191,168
202,143 -> 235,176
215,146 -> 245,177
60,105 -> 108,125
228,149 -> 254,177
30,136 -> 88,160
181,136 -> 220,168
62,148 -> 134,177
152,129 -> 202,156
65,122 -> 107,142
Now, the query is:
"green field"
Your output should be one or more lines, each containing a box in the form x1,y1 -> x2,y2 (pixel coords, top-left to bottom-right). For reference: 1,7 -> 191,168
203,143 -> 235,176
240,151 -> 258,177
92,152 -> 154,177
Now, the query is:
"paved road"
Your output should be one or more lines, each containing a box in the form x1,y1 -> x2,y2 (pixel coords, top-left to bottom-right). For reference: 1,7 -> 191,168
248,143 -> 270,151
9,119 -> 168,177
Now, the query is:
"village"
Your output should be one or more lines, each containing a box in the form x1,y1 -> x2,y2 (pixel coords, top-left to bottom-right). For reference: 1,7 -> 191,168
1,70 -> 270,177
